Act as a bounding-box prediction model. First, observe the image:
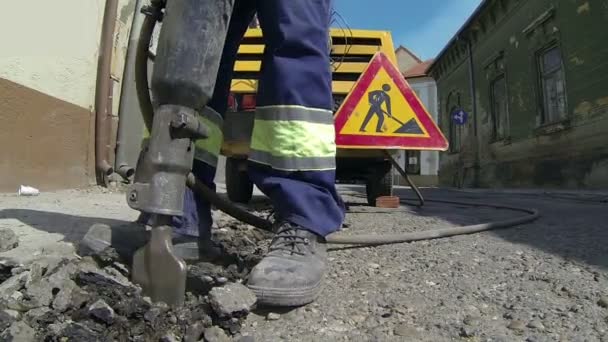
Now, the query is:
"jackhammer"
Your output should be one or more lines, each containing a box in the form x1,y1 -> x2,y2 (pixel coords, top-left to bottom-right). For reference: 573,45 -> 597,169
127,0 -> 234,306
126,0 -> 539,307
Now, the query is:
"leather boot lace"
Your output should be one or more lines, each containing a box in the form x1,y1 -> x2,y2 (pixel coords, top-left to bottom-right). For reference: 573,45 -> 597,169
268,224 -> 312,256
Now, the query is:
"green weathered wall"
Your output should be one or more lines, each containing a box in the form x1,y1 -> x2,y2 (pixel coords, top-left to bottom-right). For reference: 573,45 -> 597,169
433,0 -> 608,188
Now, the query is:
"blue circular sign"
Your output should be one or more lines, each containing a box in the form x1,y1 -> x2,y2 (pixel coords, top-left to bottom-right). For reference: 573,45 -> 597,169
452,109 -> 468,125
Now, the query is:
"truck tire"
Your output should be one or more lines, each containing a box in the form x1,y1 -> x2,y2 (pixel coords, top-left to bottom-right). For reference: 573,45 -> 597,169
225,157 -> 253,204
365,166 -> 393,206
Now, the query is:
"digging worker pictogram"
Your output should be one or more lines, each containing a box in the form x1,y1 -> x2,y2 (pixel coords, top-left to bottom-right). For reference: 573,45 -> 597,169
360,84 -> 392,133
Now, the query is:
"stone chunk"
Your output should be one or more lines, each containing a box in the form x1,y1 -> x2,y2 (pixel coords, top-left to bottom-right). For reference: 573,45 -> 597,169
0,309 -> 17,331
76,268 -> 135,289
203,326 -> 231,342
24,307 -> 52,322
52,279 -> 77,312
0,228 -> 19,252
0,272 -> 28,300
184,322 -> 206,342
208,283 -> 256,318
69,287 -> 90,310
23,262 -> 80,309
160,333 -> 180,342
88,299 -> 115,324
56,322 -> 99,341
0,321 -> 36,342
266,312 -> 280,321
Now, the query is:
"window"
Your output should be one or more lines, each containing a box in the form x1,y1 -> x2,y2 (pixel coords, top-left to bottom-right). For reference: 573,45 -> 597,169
538,46 -> 567,124
449,107 -> 461,153
490,75 -> 508,140
405,150 -> 421,175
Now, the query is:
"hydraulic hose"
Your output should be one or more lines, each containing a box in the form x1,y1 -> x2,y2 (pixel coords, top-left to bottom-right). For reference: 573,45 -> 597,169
326,199 -> 539,245
135,10 -> 157,133
135,8 -> 539,246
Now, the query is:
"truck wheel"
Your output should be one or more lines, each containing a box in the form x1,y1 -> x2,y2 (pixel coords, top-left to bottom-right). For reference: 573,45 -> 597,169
225,157 -> 253,204
365,166 -> 393,206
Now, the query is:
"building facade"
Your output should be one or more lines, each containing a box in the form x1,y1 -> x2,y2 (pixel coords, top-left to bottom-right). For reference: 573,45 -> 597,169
429,0 -> 608,189
0,0 -> 135,192
395,45 -> 422,72
393,60 -> 440,186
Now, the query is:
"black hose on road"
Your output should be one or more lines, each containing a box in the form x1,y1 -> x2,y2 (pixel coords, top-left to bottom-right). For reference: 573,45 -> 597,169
187,172 -> 540,245
136,8 -> 540,246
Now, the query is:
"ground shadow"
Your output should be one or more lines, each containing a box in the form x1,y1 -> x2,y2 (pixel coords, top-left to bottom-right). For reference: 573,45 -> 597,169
4,184 -> 607,272
340,185 -> 608,270
0,208 -> 131,244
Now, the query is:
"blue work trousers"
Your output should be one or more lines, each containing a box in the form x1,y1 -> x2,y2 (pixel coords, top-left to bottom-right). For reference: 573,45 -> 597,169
169,0 -> 345,238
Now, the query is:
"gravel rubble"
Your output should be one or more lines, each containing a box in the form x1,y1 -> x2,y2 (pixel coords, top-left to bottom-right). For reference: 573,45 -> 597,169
1,186 -> 607,341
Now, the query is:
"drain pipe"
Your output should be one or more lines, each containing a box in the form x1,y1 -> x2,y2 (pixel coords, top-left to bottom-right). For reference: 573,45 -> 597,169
114,0 -> 145,180
465,36 -> 481,187
95,0 -> 119,179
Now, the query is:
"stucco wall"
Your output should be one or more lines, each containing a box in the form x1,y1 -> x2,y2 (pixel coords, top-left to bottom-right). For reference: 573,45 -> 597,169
0,0 -> 135,192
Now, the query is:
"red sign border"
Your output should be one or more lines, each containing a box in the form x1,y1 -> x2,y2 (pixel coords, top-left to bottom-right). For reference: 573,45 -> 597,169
334,52 -> 449,151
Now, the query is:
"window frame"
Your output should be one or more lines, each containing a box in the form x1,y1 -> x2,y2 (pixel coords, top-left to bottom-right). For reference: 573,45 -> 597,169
489,73 -> 509,142
536,43 -> 568,125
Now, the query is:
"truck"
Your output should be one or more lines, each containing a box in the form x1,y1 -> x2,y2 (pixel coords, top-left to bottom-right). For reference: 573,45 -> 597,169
221,27 -> 399,205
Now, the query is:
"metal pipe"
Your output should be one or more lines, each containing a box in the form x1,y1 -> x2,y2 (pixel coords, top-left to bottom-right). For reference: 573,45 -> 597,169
115,0 -> 145,180
466,37 -> 481,187
95,0 -> 119,178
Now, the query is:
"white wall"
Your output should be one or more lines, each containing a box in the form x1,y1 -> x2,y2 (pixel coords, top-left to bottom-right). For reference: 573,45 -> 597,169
410,77 -> 439,176
0,0 -> 135,110
0,1 -> 106,109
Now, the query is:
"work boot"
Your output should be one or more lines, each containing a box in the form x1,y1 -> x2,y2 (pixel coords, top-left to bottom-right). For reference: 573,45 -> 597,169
247,222 -> 327,307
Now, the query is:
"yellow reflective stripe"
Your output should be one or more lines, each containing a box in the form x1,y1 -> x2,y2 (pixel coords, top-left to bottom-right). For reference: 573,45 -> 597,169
250,119 -> 336,170
194,117 -> 223,159
249,150 -> 336,171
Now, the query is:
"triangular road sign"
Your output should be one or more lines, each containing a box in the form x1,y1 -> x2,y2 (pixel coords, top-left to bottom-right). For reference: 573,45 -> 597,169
334,52 -> 449,151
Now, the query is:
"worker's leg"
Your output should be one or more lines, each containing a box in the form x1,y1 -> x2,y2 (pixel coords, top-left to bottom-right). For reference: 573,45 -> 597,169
177,0 -> 256,238
140,0 -> 256,241
375,113 -> 384,133
360,108 -> 376,132
247,0 -> 345,306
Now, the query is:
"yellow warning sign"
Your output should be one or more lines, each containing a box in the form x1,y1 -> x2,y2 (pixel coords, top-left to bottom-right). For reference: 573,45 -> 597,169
334,52 -> 448,150
339,67 -> 429,137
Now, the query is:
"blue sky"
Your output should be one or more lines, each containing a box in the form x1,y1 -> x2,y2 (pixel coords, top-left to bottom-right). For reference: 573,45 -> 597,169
333,0 -> 483,60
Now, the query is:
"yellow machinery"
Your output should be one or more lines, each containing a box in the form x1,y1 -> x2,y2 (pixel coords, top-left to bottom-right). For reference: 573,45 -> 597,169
222,28 -> 398,205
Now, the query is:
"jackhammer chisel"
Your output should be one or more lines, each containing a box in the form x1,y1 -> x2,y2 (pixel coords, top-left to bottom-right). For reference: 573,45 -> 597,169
127,0 -> 235,306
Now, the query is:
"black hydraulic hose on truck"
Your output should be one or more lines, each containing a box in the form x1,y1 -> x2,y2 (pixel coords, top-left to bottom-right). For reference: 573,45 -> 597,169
135,9 -> 540,246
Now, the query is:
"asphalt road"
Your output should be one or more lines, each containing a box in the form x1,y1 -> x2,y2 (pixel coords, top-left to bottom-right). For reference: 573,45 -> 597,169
1,185 -> 607,341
